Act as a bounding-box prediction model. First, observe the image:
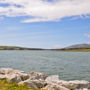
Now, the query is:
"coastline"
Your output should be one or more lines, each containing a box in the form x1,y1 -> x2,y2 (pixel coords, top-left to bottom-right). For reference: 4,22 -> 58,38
0,68 -> 90,90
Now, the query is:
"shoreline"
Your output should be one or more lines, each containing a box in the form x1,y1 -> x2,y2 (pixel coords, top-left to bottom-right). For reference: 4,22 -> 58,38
0,68 -> 90,90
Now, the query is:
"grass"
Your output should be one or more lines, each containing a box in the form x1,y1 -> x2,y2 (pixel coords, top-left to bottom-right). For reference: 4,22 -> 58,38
0,79 -> 42,90
56,49 -> 90,52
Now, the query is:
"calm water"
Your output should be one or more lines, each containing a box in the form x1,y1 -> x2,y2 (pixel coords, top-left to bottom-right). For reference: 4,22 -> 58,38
0,50 -> 90,81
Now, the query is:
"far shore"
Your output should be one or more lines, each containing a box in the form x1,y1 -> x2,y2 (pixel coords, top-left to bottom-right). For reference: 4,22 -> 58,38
0,46 -> 90,51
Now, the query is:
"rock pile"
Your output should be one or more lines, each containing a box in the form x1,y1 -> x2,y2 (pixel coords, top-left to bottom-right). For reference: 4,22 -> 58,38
0,68 -> 90,90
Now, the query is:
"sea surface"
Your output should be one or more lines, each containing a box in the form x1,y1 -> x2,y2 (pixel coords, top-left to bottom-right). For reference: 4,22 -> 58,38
0,50 -> 90,81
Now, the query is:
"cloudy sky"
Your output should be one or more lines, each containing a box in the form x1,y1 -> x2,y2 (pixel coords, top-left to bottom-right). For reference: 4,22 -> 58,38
0,0 -> 90,48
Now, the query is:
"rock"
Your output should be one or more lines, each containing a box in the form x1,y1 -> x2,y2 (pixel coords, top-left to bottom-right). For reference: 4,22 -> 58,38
67,80 -> 90,89
0,68 -> 29,83
29,72 -> 47,80
45,76 -> 90,89
5,74 -> 22,83
16,72 -> 29,81
0,75 -> 6,80
56,80 -> 90,89
0,73 -> 29,83
45,75 -> 60,84
19,79 -> 47,89
0,68 -> 90,90
43,84 -> 69,90
0,68 -> 24,75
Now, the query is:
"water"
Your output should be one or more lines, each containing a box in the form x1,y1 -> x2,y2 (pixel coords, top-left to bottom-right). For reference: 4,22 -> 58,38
0,50 -> 90,81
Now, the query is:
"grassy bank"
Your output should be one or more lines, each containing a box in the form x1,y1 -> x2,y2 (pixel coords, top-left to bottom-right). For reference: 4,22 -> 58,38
0,79 -> 41,90
55,49 -> 90,51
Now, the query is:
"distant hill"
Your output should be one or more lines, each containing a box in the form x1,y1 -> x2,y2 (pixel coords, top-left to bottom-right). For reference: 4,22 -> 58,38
0,46 -> 44,50
54,44 -> 90,51
65,44 -> 90,49
0,44 -> 90,51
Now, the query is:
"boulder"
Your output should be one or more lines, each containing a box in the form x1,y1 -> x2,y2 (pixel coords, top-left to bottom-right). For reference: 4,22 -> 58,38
66,80 -> 90,89
29,72 -> 47,80
16,72 -> 29,81
54,80 -> 90,89
5,74 -> 22,83
45,76 -> 90,89
45,75 -> 60,84
0,68 -> 24,75
0,75 -> 6,80
19,79 -> 47,89
0,68 -> 29,83
43,84 -> 69,90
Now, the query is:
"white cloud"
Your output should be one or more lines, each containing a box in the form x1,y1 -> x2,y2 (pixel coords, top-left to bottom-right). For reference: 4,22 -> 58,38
0,0 -> 90,22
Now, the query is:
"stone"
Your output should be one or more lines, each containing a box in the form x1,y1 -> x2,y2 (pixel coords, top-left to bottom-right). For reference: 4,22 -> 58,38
16,72 -> 29,81
29,72 -> 47,80
0,68 -> 24,75
66,80 -> 90,89
45,75 -> 90,89
0,68 -> 29,83
19,79 -> 47,89
0,75 -> 6,80
45,75 -> 60,84
43,84 -> 69,90
5,74 -> 22,83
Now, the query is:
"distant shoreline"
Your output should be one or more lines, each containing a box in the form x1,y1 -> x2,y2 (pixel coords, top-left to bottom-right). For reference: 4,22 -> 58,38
0,46 -> 90,51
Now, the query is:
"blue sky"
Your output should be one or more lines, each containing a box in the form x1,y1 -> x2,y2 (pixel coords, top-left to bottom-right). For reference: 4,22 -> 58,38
0,0 -> 90,48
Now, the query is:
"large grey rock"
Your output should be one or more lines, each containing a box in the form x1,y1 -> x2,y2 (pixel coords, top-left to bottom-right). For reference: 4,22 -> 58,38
29,72 -> 47,80
3,74 -> 22,83
45,75 -> 60,84
0,75 -> 6,80
45,76 -> 90,89
19,79 -> 47,89
0,68 -> 30,83
16,72 -> 29,81
43,84 -> 69,90
55,80 -> 90,89
0,68 -> 24,75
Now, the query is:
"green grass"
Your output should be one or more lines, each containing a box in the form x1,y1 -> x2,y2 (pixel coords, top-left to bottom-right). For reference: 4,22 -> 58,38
56,49 -> 90,51
0,79 -> 42,90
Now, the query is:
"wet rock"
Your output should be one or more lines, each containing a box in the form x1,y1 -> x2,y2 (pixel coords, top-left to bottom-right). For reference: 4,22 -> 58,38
19,79 -> 47,89
29,72 -> 47,80
43,84 -> 69,90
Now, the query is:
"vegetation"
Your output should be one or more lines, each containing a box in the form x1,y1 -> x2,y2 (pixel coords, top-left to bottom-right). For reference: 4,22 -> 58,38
0,79 -> 41,90
0,44 -> 90,51
0,46 -> 43,50
55,48 -> 90,51
54,44 -> 90,51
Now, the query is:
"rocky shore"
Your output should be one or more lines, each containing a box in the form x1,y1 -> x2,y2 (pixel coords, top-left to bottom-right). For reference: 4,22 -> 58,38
0,68 -> 90,90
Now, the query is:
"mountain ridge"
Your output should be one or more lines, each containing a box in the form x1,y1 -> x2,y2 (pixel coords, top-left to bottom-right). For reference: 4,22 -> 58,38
64,44 -> 90,49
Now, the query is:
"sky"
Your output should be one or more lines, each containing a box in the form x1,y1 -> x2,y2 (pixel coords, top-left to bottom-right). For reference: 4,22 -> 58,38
0,0 -> 90,49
